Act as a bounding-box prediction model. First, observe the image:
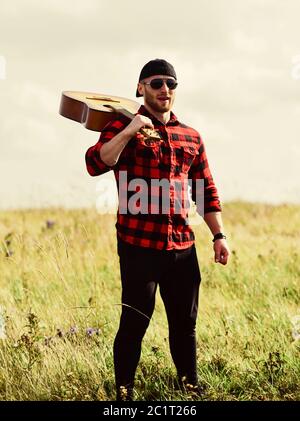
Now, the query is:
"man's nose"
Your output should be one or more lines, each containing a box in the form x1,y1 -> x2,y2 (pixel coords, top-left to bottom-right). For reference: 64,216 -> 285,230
160,81 -> 169,92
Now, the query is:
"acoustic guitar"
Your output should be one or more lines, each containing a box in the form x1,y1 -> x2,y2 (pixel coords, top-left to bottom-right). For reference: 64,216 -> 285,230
59,91 -> 161,141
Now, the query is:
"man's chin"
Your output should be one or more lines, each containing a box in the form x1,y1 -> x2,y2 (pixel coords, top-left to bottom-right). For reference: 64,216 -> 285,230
154,104 -> 171,113
145,98 -> 172,113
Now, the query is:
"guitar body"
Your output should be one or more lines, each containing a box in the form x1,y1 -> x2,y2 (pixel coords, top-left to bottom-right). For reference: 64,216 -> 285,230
59,91 -> 141,132
59,91 -> 162,141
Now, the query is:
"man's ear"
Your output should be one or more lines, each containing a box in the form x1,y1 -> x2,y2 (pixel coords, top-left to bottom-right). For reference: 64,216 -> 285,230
137,83 -> 144,97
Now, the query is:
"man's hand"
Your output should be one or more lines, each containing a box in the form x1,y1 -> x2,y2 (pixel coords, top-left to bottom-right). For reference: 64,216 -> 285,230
125,115 -> 154,138
213,239 -> 230,265
99,115 -> 154,167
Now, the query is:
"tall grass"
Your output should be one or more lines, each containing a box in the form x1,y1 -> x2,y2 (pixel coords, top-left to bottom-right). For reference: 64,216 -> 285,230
0,202 -> 299,401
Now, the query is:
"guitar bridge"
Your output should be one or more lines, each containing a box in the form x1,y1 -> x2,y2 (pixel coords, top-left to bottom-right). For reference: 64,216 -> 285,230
86,96 -> 120,103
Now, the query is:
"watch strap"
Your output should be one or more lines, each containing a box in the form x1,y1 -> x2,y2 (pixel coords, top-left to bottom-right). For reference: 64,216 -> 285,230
213,233 -> 227,242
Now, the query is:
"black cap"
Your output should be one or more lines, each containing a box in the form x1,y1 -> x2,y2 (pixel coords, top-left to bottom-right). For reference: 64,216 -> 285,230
136,59 -> 177,97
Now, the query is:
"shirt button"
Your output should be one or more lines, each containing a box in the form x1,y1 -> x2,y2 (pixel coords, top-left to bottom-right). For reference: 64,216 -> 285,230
175,165 -> 180,174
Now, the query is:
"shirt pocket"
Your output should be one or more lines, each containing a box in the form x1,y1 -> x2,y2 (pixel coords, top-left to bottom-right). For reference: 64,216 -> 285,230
135,139 -> 160,168
182,145 -> 199,174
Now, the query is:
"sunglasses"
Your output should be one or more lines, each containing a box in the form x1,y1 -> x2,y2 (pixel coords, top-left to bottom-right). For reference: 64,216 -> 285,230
142,78 -> 178,90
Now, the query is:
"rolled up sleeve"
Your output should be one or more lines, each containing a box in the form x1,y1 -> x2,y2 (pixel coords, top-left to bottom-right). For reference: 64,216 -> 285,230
85,118 -> 126,177
189,134 -> 222,214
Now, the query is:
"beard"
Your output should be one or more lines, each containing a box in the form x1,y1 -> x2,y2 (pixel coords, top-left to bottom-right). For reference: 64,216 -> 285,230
144,91 -> 174,113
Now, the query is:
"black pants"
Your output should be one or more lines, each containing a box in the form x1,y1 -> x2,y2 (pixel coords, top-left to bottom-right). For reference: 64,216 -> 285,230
113,238 -> 202,389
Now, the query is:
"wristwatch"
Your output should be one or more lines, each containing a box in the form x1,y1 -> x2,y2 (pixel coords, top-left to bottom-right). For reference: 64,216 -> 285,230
212,232 -> 227,242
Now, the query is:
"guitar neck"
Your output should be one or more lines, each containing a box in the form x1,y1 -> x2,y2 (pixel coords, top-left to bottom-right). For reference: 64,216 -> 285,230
118,108 -> 136,121
104,104 -> 135,121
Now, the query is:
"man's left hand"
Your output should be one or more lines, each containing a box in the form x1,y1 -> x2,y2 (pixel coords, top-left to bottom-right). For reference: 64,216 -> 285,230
213,239 -> 230,265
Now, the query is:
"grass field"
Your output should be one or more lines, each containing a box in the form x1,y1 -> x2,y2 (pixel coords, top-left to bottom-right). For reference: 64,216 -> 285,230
0,202 -> 299,401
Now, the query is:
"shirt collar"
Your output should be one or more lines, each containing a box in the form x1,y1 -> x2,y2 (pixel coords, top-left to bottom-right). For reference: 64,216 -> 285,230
137,105 -> 179,126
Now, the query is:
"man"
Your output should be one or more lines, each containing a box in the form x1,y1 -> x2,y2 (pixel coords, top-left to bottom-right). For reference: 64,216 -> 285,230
85,59 -> 230,401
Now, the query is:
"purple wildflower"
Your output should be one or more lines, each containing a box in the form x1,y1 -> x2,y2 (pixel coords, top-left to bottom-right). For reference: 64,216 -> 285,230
69,326 -> 78,334
86,327 -> 101,337
46,220 -> 55,229
86,327 -> 94,336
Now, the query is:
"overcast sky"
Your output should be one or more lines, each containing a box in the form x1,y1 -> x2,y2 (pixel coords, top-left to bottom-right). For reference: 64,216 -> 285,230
0,0 -> 300,209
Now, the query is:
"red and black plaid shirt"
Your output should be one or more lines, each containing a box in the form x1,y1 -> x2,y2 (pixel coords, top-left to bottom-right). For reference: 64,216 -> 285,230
85,105 -> 221,250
